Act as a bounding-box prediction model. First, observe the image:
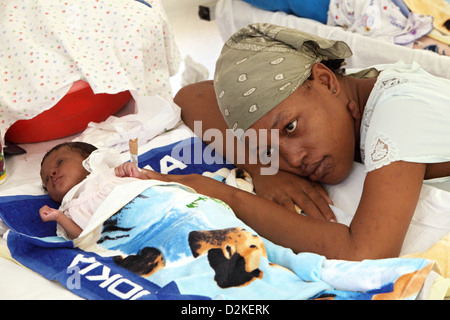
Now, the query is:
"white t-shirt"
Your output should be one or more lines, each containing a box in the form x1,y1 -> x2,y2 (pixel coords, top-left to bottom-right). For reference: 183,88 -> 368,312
360,62 -> 450,172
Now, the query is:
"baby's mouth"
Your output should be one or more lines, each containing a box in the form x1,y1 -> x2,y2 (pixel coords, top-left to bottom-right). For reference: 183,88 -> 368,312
52,176 -> 61,187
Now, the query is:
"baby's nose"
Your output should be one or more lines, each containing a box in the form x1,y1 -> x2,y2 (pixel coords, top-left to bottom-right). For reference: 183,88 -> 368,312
49,167 -> 58,176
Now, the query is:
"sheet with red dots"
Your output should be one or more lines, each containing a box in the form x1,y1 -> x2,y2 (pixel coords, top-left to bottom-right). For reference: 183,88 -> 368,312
0,0 -> 181,139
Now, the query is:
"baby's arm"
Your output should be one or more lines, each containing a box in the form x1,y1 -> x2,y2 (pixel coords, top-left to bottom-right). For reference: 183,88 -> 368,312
39,205 -> 82,239
114,162 -> 148,179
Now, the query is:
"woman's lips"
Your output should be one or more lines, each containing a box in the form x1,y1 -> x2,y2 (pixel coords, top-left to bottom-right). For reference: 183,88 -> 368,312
300,159 -> 322,177
309,157 -> 329,181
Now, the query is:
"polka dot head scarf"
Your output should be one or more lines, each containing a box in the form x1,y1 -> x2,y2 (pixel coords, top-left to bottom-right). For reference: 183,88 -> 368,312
214,23 -> 353,137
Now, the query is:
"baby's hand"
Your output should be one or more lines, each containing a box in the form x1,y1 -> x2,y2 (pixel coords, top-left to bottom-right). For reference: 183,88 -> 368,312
39,205 -> 63,223
115,162 -> 144,179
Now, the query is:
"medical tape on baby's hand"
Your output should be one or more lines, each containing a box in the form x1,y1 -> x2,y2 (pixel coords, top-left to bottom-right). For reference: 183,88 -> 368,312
129,138 -> 138,166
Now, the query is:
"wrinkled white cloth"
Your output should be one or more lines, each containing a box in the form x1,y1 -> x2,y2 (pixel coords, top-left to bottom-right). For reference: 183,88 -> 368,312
74,94 -> 181,152
181,55 -> 210,87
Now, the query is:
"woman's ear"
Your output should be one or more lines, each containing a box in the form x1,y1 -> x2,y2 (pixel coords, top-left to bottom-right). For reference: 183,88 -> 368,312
311,63 -> 339,95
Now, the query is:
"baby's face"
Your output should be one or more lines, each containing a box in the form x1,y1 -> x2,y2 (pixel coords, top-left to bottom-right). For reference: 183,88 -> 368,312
40,146 -> 90,202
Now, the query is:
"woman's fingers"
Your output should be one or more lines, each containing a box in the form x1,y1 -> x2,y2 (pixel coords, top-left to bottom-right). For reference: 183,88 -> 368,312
253,170 -> 336,222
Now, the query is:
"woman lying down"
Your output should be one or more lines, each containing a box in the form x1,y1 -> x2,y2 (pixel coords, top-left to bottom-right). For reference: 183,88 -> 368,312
37,141 -> 434,299
174,23 -> 450,261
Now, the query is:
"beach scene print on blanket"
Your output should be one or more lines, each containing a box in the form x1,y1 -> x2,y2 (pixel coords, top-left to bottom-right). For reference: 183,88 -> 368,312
1,180 -> 436,300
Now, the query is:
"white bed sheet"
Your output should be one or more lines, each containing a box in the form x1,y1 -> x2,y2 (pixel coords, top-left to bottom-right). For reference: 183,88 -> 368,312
215,0 -> 450,79
0,252 -> 82,300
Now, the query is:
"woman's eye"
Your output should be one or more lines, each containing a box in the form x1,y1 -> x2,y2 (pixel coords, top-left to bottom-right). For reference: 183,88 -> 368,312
285,120 -> 297,134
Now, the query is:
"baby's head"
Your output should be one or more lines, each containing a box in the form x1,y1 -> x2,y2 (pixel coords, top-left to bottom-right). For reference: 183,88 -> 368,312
40,142 -> 97,202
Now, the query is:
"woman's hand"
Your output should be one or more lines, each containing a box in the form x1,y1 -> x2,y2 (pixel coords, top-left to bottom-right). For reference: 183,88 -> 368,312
251,170 -> 336,222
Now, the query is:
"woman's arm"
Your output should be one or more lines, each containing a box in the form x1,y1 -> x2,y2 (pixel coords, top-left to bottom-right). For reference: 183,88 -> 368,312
174,81 -> 335,221
347,161 -> 425,259
174,81 -> 260,174
142,160 -> 425,261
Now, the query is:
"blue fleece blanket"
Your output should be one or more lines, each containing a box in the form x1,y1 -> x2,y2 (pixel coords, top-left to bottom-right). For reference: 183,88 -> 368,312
0,137 -> 435,300
241,0 -> 330,24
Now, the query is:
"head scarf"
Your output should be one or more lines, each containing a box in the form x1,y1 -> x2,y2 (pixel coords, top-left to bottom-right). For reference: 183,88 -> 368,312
214,23 -> 353,137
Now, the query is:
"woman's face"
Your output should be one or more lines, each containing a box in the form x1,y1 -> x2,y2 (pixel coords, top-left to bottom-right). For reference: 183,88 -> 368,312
249,76 -> 357,185
40,146 -> 90,202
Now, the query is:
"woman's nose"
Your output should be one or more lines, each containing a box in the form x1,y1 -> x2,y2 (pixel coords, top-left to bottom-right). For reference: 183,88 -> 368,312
283,147 -> 308,169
